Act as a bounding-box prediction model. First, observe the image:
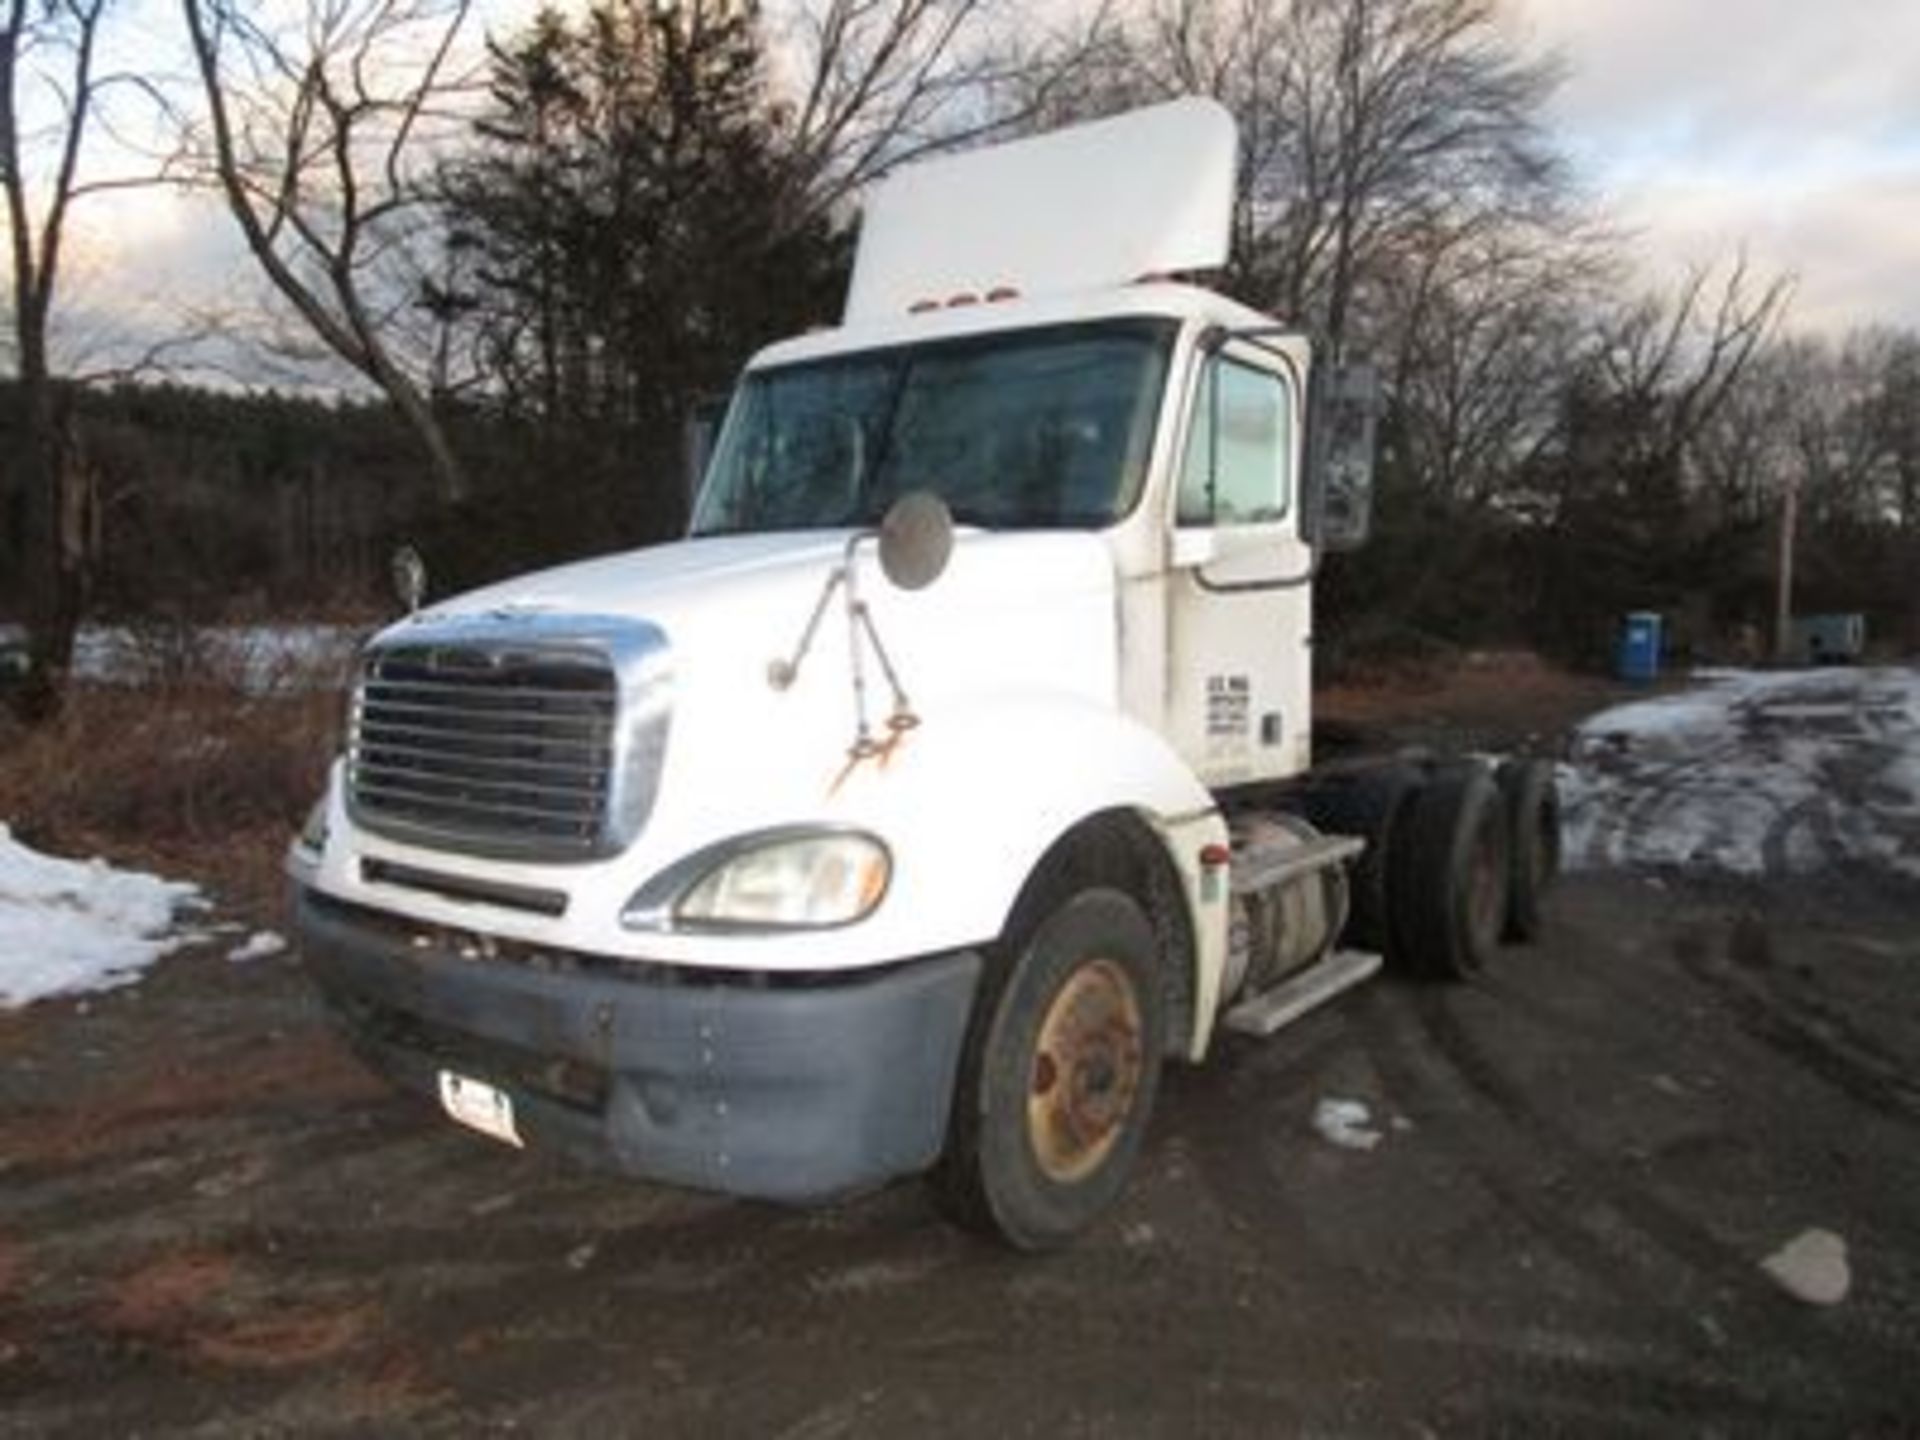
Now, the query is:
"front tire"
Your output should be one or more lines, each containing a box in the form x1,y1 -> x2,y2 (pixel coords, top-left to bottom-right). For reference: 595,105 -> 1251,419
931,888 -> 1164,1251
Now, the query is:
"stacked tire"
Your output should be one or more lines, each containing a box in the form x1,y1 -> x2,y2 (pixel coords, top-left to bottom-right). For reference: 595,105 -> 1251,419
1302,756 -> 1560,980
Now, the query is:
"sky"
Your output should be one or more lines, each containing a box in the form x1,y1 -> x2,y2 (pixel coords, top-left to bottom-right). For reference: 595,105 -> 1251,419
24,0 -> 1920,379
1507,0 -> 1920,332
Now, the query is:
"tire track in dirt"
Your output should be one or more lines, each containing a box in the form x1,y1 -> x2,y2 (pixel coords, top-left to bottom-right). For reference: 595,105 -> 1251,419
1359,991 -> 1694,1313
1157,984 -> 1851,1428
1179,983 -> 1736,1378
1386,980 -> 1917,1401
1058,1008 -> 1782,1421
1168,1022 -> 1368,1291
1404,987 -> 1746,1289
1670,922 -> 1920,1126
1759,743 -> 1920,907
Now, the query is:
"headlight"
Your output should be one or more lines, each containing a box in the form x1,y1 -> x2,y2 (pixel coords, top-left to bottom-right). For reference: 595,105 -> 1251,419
623,830 -> 891,932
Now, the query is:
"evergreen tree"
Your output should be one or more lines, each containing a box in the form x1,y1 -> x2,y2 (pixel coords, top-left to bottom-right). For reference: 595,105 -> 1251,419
443,0 -> 848,543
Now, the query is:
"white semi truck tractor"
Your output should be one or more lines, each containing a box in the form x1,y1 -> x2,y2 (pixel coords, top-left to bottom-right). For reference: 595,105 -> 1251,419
290,98 -> 1559,1249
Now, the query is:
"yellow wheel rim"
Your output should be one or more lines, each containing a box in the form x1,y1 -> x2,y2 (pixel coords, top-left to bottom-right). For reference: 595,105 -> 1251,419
1026,959 -> 1145,1184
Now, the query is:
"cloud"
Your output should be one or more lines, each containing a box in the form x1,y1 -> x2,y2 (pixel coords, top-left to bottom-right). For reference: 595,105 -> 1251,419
1511,0 -> 1920,332
1519,0 -> 1920,147
49,187 -> 369,391
1609,167 -> 1920,331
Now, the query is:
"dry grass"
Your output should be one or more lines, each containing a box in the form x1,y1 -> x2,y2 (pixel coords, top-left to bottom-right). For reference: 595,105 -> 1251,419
0,673 -> 343,917
1315,648 -> 1628,748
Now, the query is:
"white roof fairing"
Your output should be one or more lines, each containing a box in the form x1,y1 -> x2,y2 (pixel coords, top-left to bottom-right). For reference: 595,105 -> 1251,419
843,98 -> 1239,324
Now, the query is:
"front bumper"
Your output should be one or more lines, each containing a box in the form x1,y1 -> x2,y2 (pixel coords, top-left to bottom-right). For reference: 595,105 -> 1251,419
295,888 -> 981,1203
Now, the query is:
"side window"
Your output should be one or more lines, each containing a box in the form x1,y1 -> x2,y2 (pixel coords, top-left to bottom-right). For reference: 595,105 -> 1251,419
1177,357 -> 1290,526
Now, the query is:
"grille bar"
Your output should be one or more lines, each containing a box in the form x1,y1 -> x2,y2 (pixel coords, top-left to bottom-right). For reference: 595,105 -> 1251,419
364,676 -> 618,703
357,765 -> 601,805
357,782 -> 599,826
359,697 -> 612,731
357,717 -> 606,756
351,737 -> 605,779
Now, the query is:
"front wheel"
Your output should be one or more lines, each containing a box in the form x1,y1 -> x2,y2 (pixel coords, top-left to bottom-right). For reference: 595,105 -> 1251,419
930,888 -> 1164,1251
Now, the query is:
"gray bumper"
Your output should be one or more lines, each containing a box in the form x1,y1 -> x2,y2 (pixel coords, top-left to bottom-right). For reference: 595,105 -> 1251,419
295,888 -> 981,1203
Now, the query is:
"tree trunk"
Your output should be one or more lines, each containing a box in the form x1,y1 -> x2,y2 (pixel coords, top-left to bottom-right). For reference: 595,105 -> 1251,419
10,353 -> 83,722
367,342 -> 468,508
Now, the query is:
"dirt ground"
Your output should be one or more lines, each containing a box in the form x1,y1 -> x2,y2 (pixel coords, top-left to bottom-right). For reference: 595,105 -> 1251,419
4,659 -> 1918,1436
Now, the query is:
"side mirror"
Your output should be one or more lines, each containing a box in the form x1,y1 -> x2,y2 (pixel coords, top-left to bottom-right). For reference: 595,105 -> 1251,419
682,394 -> 731,509
877,491 -> 954,591
391,545 -> 427,614
1305,362 -> 1379,552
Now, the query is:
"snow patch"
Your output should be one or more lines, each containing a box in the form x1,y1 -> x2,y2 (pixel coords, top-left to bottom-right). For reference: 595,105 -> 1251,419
0,622 -> 360,695
1761,1228 -> 1851,1306
0,825 -> 205,1009
1312,1097 -> 1384,1151
227,930 -> 288,964
1560,666 -> 1920,880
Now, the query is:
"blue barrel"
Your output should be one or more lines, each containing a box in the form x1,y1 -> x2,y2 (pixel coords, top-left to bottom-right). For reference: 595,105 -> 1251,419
1617,611 -> 1662,682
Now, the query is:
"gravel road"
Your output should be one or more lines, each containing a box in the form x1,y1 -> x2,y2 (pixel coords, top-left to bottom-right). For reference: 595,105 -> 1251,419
2,667 -> 1916,1435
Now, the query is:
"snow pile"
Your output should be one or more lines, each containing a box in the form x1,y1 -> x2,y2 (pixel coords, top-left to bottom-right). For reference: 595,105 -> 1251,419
227,930 -> 288,964
1560,666 -> 1920,880
1311,1097 -> 1384,1152
0,825 -> 206,1009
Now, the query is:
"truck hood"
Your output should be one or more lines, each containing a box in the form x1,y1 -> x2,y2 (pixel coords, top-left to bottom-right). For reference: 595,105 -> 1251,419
373,528 -> 1123,840
414,531 -> 856,629
397,529 -> 1113,664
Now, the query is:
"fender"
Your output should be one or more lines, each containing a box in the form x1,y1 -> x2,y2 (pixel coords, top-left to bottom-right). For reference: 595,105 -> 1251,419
835,694 -> 1232,1059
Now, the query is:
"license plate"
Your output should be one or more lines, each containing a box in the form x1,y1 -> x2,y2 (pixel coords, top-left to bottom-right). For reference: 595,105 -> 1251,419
438,1070 -> 524,1149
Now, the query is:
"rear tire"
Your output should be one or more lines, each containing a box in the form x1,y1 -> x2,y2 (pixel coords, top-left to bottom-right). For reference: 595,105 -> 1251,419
930,888 -> 1164,1251
1389,764 -> 1510,980
1496,758 -> 1561,942
1295,765 -> 1420,963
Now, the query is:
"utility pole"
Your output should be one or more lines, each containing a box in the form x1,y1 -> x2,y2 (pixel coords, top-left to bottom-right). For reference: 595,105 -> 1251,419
1773,472 -> 1799,663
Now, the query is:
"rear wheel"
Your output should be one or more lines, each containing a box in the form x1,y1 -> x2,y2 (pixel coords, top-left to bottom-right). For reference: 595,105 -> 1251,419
931,888 -> 1164,1250
1295,764 -> 1420,963
1496,758 -> 1561,942
1389,764 -> 1510,980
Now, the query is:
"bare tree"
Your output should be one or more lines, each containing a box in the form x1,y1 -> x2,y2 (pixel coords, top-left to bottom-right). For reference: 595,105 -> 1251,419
180,0 -> 476,504
1588,254 -> 1794,488
771,0 -> 1117,226
1112,0 -> 1565,359
1377,214 -> 1605,506
3,0 -> 117,716
1692,333 -> 1806,527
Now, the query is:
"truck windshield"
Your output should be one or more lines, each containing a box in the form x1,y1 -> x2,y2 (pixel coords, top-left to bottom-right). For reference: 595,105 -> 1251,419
691,318 -> 1176,534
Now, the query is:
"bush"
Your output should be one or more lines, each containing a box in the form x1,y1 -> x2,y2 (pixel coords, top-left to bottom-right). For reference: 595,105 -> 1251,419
0,675 -> 341,914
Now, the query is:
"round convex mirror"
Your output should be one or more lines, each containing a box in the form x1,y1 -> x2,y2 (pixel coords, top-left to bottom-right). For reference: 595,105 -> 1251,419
877,492 -> 954,591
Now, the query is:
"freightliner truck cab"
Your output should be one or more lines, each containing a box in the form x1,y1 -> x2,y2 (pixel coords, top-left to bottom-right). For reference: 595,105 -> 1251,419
292,98 -> 1558,1249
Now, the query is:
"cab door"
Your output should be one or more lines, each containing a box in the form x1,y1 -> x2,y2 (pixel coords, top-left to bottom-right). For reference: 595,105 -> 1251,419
1164,342 -> 1314,787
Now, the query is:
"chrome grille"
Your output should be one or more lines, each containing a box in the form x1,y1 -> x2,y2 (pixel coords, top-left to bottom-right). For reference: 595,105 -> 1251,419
349,642 -> 618,861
